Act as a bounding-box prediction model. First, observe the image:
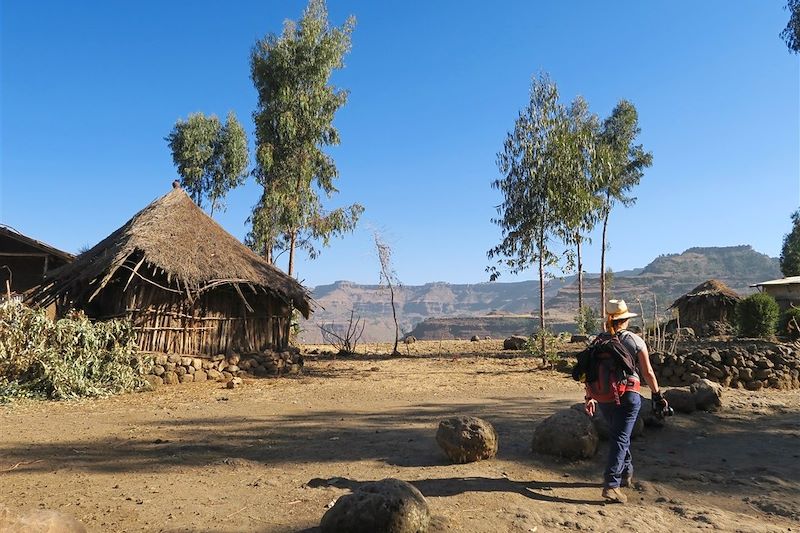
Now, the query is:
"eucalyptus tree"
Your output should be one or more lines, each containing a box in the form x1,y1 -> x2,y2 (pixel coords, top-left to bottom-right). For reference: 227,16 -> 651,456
782,0 -> 800,53
249,0 -> 363,276
166,112 -> 249,216
780,209 -> 800,277
488,74 -> 581,352
560,96 -> 602,314
595,101 -> 653,318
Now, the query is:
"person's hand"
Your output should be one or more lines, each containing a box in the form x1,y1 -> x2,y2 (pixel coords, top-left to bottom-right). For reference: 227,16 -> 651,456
585,398 -> 597,416
652,391 -> 669,416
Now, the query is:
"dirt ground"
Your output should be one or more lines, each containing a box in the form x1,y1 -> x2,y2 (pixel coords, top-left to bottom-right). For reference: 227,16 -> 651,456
1,340 -> 799,532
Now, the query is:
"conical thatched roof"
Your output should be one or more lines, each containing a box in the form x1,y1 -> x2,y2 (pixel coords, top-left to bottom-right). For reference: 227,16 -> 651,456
29,187 -> 311,316
669,279 -> 740,309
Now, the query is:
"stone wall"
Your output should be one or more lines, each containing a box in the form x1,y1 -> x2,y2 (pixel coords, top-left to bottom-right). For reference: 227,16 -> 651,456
145,349 -> 303,386
650,339 -> 800,391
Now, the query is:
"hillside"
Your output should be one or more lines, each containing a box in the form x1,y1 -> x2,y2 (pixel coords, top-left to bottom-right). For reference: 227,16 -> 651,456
298,245 -> 781,343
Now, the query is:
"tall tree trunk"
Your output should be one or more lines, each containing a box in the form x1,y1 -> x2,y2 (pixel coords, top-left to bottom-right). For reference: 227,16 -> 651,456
577,234 -> 583,313
600,210 -> 609,328
538,249 -> 545,358
288,230 -> 297,277
389,281 -> 399,355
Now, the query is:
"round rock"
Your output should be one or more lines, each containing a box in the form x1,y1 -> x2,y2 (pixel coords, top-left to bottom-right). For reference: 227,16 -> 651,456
503,335 -> 528,350
531,408 -> 598,459
435,416 -> 498,463
320,478 -> 430,533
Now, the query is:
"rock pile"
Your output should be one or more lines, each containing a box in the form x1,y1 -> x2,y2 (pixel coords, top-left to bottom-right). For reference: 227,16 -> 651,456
650,339 -> 800,390
145,349 -> 303,386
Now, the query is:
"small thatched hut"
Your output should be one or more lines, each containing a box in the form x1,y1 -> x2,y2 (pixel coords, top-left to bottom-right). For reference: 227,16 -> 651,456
28,187 -> 311,356
1,225 -> 74,296
668,279 -> 740,332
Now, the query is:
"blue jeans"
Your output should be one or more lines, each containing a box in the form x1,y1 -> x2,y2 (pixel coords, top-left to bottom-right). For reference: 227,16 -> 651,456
598,391 -> 641,488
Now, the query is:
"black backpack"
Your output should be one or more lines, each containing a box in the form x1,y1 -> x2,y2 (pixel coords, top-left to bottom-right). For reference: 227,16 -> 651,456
572,332 -> 639,403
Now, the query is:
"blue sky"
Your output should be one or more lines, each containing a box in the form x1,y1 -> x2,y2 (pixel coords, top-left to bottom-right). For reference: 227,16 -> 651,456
2,1 -> 798,288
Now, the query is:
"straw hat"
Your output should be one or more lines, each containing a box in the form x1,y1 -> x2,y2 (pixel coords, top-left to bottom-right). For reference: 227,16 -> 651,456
607,299 -> 638,320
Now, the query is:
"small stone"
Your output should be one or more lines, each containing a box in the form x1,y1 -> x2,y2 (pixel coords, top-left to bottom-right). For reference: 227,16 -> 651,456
194,370 -> 207,382
167,354 -> 181,364
162,372 -> 179,385
228,354 -> 241,365
191,358 -> 203,370
154,354 -> 168,366
152,365 -> 165,376
179,373 -> 194,383
174,366 -> 187,376
143,375 -> 163,389
226,377 -> 243,389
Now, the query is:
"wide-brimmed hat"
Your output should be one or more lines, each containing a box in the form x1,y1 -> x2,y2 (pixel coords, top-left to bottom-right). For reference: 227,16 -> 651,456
607,299 -> 638,320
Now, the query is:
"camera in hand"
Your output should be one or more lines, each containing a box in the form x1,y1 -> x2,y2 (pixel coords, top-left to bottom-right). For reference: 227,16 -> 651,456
655,404 -> 674,419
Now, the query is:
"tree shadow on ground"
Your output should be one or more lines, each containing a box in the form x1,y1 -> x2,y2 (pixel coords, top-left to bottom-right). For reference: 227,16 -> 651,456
1,395 -> 798,506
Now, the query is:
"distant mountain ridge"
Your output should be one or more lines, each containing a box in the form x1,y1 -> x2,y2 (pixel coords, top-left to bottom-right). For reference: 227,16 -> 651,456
299,245 -> 780,343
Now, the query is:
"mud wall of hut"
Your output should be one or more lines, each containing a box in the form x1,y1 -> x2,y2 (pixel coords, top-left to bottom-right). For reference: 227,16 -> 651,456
87,279 -> 291,356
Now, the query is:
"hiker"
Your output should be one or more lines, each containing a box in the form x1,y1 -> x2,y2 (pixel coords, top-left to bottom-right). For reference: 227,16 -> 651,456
583,299 -> 668,504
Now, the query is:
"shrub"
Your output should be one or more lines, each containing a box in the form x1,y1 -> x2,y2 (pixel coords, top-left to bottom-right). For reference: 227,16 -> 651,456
527,328 -> 559,367
0,302 -> 150,401
736,293 -> 780,338
575,306 -> 599,335
780,307 -> 800,339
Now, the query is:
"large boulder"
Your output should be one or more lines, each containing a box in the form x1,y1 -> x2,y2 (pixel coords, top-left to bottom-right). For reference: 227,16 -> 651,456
320,478 -> 430,533
663,387 -> 696,414
503,335 -> 528,350
690,379 -> 723,411
531,408 -> 598,459
435,416 -> 498,463
569,403 -> 645,440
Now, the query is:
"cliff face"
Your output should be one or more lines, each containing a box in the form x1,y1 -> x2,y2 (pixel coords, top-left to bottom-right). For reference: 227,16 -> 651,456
299,246 -> 781,343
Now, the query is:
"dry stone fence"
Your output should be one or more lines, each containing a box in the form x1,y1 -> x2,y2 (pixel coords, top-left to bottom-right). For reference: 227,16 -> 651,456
650,339 -> 800,391
144,348 -> 303,387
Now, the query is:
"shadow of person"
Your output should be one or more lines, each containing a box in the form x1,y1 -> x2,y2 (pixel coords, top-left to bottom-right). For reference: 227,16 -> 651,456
305,475 -> 604,506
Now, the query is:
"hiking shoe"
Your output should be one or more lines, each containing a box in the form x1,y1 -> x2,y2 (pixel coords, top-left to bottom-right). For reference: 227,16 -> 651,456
621,473 -> 633,487
602,487 -> 627,504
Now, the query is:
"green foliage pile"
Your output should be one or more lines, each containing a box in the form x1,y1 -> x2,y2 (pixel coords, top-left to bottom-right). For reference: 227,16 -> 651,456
780,307 -> 800,339
736,293 -> 780,339
0,302 -> 150,401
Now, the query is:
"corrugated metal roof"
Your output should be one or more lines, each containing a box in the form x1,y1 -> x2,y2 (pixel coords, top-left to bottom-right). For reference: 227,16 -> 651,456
750,276 -> 800,287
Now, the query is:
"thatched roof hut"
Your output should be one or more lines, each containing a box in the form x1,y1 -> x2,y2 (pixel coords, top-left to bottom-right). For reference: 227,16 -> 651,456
668,279 -> 740,333
1,225 -> 74,296
28,187 -> 312,356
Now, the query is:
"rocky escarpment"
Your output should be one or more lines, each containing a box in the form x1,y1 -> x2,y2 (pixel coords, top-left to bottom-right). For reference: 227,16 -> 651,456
406,316 -> 573,341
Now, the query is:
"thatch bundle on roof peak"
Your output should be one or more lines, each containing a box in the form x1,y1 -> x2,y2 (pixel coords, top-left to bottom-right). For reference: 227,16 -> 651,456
28,187 -> 311,355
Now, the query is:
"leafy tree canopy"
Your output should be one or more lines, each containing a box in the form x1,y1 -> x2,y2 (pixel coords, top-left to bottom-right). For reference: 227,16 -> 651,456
249,0 -> 362,273
166,112 -> 248,216
781,0 -> 800,53
780,209 -> 800,276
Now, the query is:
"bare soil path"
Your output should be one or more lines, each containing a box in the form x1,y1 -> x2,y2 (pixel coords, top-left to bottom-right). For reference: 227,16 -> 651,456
1,343 -> 798,532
